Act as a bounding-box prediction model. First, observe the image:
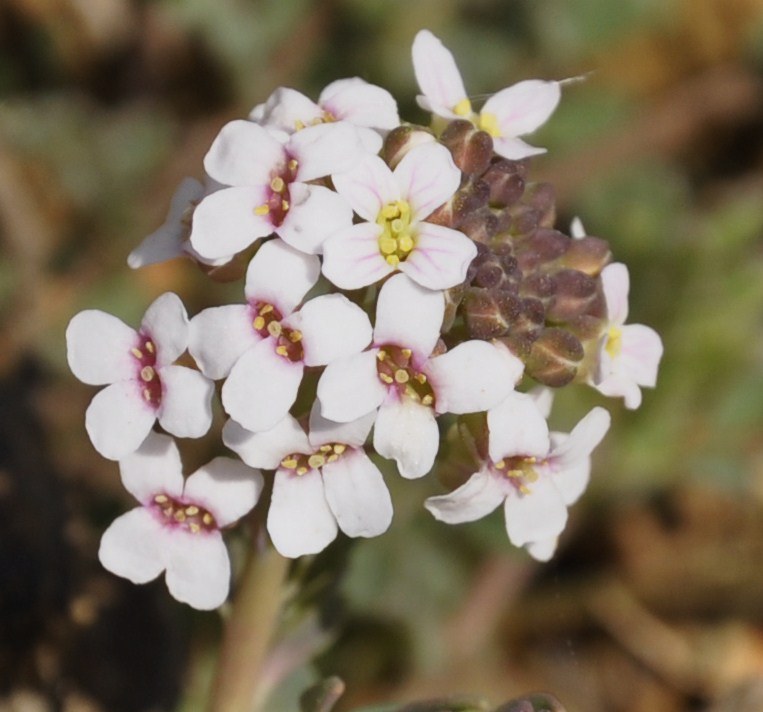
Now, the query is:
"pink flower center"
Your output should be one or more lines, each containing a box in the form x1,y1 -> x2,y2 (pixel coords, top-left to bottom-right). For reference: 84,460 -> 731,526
491,455 -> 542,494
131,335 -> 162,407
253,158 -> 299,227
376,344 -> 435,407
280,443 -> 348,476
251,301 -> 304,363
151,493 -> 217,534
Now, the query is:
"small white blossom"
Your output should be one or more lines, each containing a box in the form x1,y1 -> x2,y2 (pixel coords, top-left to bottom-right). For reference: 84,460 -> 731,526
425,393 -> 610,560
322,142 -> 477,290
66,293 -> 214,460
412,29 -> 560,160
99,432 -> 263,610
223,403 -> 392,558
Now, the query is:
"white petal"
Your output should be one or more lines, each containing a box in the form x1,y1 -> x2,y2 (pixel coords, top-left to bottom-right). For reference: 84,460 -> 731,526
482,80 -> 560,138
308,401 -> 375,449
601,262 -> 630,325
332,154 -> 399,222
528,385 -> 554,418
412,30 -> 468,118
425,465 -> 506,524
504,479 -> 568,548
317,350 -> 386,423
492,136 -> 546,161
141,292 -> 189,366
321,222 -> 393,290
157,365 -> 214,438
244,239 -> 321,314
254,87 -> 322,132
570,217 -> 587,239
189,186 -> 273,261
593,373 -> 643,410
394,143 -> 461,221
487,392 -> 550,462
189,304 -> 258,380
67,310 -> 137,385
118,431 -> 184,504
85,382 -> 156,460
222,415 -> 311,470
525,537 -> 558,562
374,273 -> 444,358
268,468 -> 338,557
548,407 -> 610,471
204,120 -> 285,186
322,450 -> 392,538
426,341 -> 518,415
373,398 -> 439,479
289,122 -> 366,182
222,339 -> 304,432
319,78 -> 400,130
399,223 -> 476,290
183,457 -> 263,528
615,324 -> 663,387
293,294 -> 372,367
543,449 -> 590,506
165,531 -> 230,610
277,183 -> 354,255
99,508 -> 168,584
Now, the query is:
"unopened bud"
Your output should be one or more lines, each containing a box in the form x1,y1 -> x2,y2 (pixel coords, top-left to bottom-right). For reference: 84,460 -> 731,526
458,208 -> 500,244
463,289 -> 510,339
515,229 -> 569,272
524,327 -> 583,386
523,182 -> 557,228
560,235 -> 612,276
482,158 -> 526,207
544,269 -> 597,322
440,119 -> 494,175
381,126 -> 436,169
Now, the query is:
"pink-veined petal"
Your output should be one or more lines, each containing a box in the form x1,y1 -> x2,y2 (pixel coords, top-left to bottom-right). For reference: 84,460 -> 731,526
332,154 -> 400,222
317,350 -> 386,423
165,530 -> 230,610
321,222 -> 393,290
204,120 -> 285,186
222,340 -> 304,433
244,239 -> 321,313
412,30 -> 468,119
156,365 -> 214,438
222,415 -> 311,470
482,80 -> 560,139
373,398 -> 439,479
85,382 -> 156,460
425,465 -> 507,524
253,87 -> 323,132
322,449 -> 393,538
268,467 -> 338,557
374,273 -> 444,358
492,136 -> 546,161
504,479 -> 568,548
189,186 -> 273,261
601,262 -> 629,325
289,122 -> 366,183
99,508 -> 169,584
426,340 -> 518,415
399,222 -> 476,290
67,310 -> 137,386
189,304 -> 257,380
277,183 -> 354,255
308,401 -> 375,449
292,294 -> 372,367
319,78 -> 400,131
615,324 -> 663,387
548,407 -> 610,471
542,439 -> 590,506
487,392 -> 550,463
394,143 -> 461,221
141,292 -> 188,366
118,431 -> 184,504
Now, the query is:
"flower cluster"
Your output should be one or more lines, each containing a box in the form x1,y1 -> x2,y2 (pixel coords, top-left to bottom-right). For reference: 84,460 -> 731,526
68,30 -> 663,609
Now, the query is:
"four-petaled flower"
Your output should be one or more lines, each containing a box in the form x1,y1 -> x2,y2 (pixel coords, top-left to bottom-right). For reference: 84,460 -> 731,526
425,393 -> 610,560
412,29 -> 560,160
99,432 -> 263,610
318,274 -> 523,478
66,292 -> 214,460
223,403 -> 392,558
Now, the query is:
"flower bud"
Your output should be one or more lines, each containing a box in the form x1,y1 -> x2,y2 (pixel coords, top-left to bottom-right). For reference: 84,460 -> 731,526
440,119 -> 494,175
523,327 -> 583,386
463,288 -> 511,339
523,182 -> 557,228
560,235 -> 612,276
544,269 -> 598,323
458,208 -> 500,244
381,125 -> 436,168
482,158 -> 526,207
514,229 -> 569,272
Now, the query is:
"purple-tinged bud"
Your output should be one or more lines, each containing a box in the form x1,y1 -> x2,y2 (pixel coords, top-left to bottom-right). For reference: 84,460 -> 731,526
560,235 -> 612,276
440,119 -> 494,175
463,289 -> 510,339
523,182 -> 557,228
520,272 -> 556,301
437,180 -> 490,230
524,327 -> 583,387
458,208 -> 500,244
545,269 -> 598,323
567,313 -> 607,340
482,158 -> 526,207
514,229 -> 569,272
507,203 -> 540,238
442,283 -> 465,332
381,125 -> 436,169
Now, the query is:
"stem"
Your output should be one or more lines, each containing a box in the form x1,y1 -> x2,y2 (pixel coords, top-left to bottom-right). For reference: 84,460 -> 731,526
208,539 -> 290,712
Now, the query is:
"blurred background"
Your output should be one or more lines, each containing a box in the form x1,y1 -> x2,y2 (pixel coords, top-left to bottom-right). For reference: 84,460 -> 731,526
2,1 -> 763,711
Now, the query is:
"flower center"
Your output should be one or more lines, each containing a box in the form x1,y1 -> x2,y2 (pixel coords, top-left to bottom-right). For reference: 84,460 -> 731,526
294,110 -> 336,131
376,200 -> 415,267
253,158 -> 299,227
151,493 -> 217,534
477,111 -> 501,138
131,335 -> 162,407
251,301 -> 304,363
453,97 -> 473,117
280,443 -> 348,476
376,345 -> 435,407
492,455 -> 541,495
605,326 -> 622,359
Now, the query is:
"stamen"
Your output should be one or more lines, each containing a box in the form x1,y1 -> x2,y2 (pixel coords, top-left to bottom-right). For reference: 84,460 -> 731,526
380,373 -> 394,384
386,255 -> 400,267
401,348 -> 412,359
253,316 -> 265,330
281,199 -> 289,211
377,350 -> 387,361
174,510 -> 186,522
288,330 -> 302,343
308,454 -> 326,469
260,305 -> 274,314
154,494 -> 168,504
270,176 -> 285,193
333,444 -> 346,455
131,348 -> 143,359
415,373 -> 427,384
267,322 -> 282,338
296,466 -> 308,476
254,204 -> 270,216
421,394 -> 434,406
145,341 -> 155,354
142,388 -> 152,402
319,444 -> 333,453
454,97 -> 472,116
189,523 -> 201,534
275,345 -> 289,357
477,111 -> 501,137
281,457 -> 298,469
140,366 -> 155,382
394,369 -> 409,384
288,159 -> 298,172
185,505 -> 199,516
202,513 -> 214,526
398,234 -> 414,253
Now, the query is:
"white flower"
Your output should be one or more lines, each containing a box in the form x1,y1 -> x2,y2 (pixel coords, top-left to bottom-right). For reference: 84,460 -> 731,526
317,274 -> 523,478
66,292 -> 214,460
190,120 -> 365,261
223,403 -> 392,558
99,432 -> 263,610
322,142 -> 477,290
425,393 -> 610,560
250,77 -> 400,153
412,29 -> 560,160
590,263 -> 663,409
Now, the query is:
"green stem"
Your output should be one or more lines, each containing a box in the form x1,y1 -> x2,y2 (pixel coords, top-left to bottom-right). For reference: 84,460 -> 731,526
208,540 -> 290,712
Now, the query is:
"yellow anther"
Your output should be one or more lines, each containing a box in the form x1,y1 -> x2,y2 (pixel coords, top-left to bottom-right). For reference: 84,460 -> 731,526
275,345 -> 289,357
377,350 -> 387,361
415,373 -> 427,384
454,97 -> 472,116
525,469 -> 539,483
189,523 -> 201,534
288,159 -> 298,172
281,457 -> 298,469
145,341 -> 155,354
289,330 -> 302,342
606,326 -> 623,359
421,394 -> 434,406
140,366 -> 155,382
519,484 -> 531,495
260,305 -> 274,314
391,218 -> 404,233
327,454 -> 338,463
185,505 -> 199,516
131,348 -> 143,359
386,255 -> 400,267
494,459 -> 506,469
281,199 -> 289,211
142,388 -> 152,402
477,111 -> 501,137
270,176 -> 285,193
380,373 -> 394,384
319,444 -> 333,453
254,204 -> 270,216
154,494 -> 168,504
508,469 -> 523,478
294,120 -> 306,131
174,510 -> 186,522
202,513 -> 214,526
162,506 -> 173,516
526,456 -> 537,464
267,321 -> 282,338
394,369 -> 409,384
398,234 -> 414,253
379,236 -> 397,255
253,316 -> 265,330
308,454 -> 326,469
296,466 -> 308,476
401,348 -> 412,358
381,204 -> 400,219
333,444 -> 346,455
